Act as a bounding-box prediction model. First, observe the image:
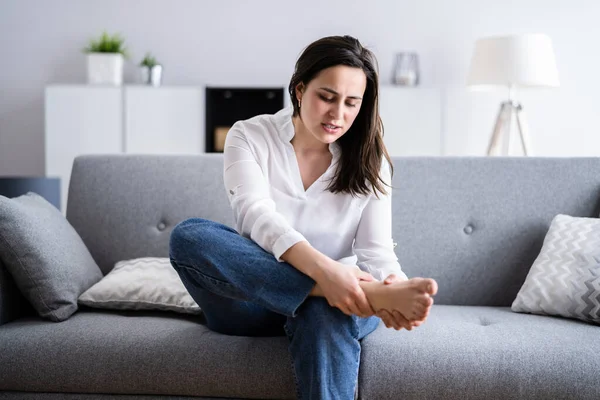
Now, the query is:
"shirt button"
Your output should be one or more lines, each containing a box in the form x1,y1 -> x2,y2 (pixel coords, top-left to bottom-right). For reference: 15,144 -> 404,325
464,225 -> 474,234
229,189 -> 235,195
157,222 -> 166,231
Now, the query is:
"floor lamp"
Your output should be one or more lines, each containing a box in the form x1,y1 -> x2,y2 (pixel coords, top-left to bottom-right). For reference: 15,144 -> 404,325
466,34 -> 560,156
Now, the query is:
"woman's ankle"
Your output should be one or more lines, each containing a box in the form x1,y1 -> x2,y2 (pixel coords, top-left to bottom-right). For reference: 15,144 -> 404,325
359,280 -> 381,298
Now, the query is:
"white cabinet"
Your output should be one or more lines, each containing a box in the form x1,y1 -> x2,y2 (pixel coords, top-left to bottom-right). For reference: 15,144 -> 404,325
378,86 -> 442,156
124,86 -> 204,154
45,86 -> 123,213
45,85 -> 204,213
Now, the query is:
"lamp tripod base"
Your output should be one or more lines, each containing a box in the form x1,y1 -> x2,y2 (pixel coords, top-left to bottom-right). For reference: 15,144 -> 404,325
487,101 -> 533,156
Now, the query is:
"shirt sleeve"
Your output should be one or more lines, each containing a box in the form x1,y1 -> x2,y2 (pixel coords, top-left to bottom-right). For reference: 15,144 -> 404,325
223,122 -> 307,261
354,159 -> 409,282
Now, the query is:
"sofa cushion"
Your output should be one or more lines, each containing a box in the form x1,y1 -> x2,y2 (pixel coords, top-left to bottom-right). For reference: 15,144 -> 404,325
0,192 -> 103,322
359,305 -> 600,400
0,308 -> 296,399
511,214 -> 600,325
78,257 -> 201,315
2,306 -> 598,399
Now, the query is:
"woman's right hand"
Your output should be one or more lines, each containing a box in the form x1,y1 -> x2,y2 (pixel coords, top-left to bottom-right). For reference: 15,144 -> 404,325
315,262 -> 375,317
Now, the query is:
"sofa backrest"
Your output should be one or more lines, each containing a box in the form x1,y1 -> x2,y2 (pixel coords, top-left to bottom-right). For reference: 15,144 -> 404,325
66,154 -> 600,307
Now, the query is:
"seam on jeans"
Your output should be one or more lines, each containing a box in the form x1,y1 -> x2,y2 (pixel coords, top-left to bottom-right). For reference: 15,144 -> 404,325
171,260 -> 234,287
351,315 -> 360,340
352,315 -> 362,400
352,315 -> 361,400
354,341 -> 361,400
283,320 -> 303,400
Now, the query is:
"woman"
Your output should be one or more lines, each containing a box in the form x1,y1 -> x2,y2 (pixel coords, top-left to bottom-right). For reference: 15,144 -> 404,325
169,35 -> 438,400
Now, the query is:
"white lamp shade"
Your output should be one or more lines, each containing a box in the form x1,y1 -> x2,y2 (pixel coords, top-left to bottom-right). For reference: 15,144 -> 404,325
467,34 -> 560,89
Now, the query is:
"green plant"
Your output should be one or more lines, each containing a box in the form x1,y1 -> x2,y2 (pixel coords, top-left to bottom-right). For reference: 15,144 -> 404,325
83,31 -> 129,58
139,52 -> 159,68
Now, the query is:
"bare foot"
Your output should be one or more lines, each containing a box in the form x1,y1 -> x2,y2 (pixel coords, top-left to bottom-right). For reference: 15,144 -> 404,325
360,278 -> 437,321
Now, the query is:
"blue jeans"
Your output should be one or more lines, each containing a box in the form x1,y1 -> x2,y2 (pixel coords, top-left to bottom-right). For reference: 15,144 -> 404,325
168,218 -> 380,400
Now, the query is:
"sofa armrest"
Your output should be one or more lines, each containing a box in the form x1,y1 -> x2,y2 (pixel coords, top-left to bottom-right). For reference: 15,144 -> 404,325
0,259 -> 34,325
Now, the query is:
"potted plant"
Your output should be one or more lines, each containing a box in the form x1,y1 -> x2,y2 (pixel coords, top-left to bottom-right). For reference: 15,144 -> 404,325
83,31 -> 129,86
139,52 -> 163,87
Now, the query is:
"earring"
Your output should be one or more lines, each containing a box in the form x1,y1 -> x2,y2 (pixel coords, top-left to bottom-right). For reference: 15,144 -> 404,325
298,99 -> 301,108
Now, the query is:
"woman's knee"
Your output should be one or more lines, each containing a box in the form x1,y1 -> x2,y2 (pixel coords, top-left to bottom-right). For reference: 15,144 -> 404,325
169,218 -> 214,261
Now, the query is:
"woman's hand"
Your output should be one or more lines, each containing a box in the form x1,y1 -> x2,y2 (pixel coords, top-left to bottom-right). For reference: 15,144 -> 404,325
350,266 -> 376,283
377,309 -> 414,330
315,263 -> 375,318
376,274 -> 424,330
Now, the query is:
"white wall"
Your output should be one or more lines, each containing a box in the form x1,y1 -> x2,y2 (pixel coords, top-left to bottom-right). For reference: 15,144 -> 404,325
1,0 -> 599,175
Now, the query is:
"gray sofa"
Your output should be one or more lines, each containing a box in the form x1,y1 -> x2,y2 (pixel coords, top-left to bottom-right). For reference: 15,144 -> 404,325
1,154 -> 600,400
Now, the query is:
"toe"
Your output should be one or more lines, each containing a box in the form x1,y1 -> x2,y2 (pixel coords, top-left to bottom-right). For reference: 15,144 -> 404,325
426,278 -> 438,295
412,278 -> 437,295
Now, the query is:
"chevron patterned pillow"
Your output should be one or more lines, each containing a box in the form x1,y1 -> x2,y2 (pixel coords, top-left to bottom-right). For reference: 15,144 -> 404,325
78,257 -> 201,315
512,214 -> 600,325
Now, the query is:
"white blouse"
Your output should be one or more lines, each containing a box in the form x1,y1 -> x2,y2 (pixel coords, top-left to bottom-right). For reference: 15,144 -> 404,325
223,106 -> 407,281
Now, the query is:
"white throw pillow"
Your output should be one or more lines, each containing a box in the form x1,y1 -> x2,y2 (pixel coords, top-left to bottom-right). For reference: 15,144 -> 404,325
78,257 -> 201,315
512,214 -> 600,325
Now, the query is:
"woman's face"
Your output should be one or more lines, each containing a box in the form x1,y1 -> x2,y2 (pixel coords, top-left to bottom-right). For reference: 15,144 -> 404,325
295,65 -> 367,145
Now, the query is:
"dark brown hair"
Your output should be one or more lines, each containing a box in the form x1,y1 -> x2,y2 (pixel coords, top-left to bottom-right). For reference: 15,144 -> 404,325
288,35 -> 393,198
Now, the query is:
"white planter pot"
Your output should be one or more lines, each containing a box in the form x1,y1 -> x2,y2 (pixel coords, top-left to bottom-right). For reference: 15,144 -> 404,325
140,65 -> 163,87
86,53 -> 124,86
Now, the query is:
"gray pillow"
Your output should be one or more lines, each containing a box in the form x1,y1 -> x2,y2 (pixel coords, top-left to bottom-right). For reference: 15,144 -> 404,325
0,192 -> 103,321
512,214 -> 600,325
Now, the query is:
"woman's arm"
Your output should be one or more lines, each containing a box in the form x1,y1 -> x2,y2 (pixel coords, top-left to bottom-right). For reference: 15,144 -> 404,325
354,160 -> 409,282
224,123 -> 307,260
